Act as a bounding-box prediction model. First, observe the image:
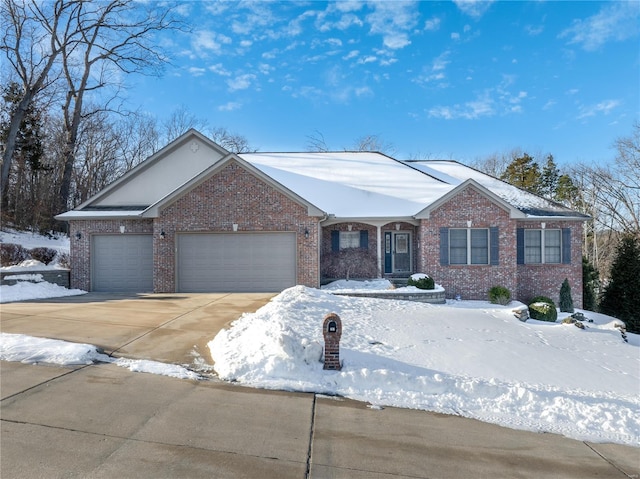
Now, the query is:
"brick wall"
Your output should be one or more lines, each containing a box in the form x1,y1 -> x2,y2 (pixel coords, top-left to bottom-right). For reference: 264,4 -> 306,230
417,185 -> 584,307
419,186 -> 517,301
69,219 -> 153,291
155,160 -> 321,292
516,220 -> 583,308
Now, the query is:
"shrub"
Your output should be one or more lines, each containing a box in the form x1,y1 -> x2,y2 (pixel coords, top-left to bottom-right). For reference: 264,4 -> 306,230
528,296 -> 558,322
407,273 -> 435,290
29,247 -> 58,265
559,278 -> 574,313
488,285 -> 511,305
57,252 -> 71,269
0,243 -> 30,266
321,248 -> 378,280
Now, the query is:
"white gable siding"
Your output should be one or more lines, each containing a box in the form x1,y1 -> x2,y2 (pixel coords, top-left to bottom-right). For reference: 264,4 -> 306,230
93,140 -> 225,207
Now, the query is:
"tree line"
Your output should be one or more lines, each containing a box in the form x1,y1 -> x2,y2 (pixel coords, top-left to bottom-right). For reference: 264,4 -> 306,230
1,1 -> 637,324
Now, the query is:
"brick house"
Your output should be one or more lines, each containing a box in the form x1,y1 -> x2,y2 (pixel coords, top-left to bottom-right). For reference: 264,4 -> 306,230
56,129 -> 589,306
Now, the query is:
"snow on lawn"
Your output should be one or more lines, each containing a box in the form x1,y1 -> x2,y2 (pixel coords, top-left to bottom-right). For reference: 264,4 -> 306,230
209,285 -> 640,446
0,333 -> 200,380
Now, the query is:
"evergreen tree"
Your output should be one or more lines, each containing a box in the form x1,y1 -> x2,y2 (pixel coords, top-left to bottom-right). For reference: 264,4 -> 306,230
600,234 -> 640,333
559,278 -> 574,313
500,153 -> 542,195
540,155 -> 560,199
582,256 -> 600,312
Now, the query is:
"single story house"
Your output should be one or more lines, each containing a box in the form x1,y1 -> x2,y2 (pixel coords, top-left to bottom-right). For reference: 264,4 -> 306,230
56,129 -> 589,306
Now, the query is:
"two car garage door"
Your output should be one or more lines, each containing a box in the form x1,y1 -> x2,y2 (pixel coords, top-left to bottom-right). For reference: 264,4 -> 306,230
91,232 -> 296,293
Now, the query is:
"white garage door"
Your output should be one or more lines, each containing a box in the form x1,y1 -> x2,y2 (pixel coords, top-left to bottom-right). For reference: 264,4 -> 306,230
92,234 -> 153,292
177,233 -> 296,292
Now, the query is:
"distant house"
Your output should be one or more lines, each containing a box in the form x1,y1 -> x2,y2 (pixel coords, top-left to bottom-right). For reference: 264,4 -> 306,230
56,129 -> 589,306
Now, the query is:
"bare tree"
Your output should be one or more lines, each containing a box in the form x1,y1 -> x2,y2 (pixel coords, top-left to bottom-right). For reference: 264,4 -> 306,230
161,105 -> 209,144
56,0 -> 182,214
208,126 -> 255,154
306,129 -> 329,152
349,134 -> 396,156
0,0 -> 80,205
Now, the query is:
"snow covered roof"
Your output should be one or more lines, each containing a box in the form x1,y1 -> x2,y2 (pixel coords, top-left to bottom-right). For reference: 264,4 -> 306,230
238,152 -> 454,218
409,160 -> 589,219
56,130 -> 588,221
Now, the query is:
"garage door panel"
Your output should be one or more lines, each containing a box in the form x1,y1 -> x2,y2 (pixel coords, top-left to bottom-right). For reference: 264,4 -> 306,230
177,233 -> 296,292
92,235 -> 153,292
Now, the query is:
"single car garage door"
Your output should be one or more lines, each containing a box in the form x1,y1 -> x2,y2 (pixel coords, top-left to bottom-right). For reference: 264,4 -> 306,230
92,234 -> 153,292
177,232 -> 296,292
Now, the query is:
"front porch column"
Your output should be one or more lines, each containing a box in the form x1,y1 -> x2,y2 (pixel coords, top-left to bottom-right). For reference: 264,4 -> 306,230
376,225 -> 382,278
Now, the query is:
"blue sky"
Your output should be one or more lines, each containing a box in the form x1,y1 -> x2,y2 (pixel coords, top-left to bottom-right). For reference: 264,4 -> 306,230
130,0 -> 639,165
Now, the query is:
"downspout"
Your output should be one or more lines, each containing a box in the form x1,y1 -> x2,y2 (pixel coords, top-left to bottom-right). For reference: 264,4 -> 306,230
377,225 -> 382,278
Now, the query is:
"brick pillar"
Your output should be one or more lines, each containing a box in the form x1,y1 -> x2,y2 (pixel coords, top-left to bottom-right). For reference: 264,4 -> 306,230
323,313 -> 342,371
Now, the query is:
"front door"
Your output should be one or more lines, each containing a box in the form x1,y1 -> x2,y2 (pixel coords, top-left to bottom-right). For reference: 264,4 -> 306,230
384,231 -> 411,274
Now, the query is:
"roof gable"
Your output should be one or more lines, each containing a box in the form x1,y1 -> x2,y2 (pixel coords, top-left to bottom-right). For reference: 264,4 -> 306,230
79,129 -> 230,209
143,155 -> 324,218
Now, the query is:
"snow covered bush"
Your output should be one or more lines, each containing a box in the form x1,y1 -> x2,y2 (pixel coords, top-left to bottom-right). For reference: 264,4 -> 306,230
0,243 -> 29,266
488,285 -> 511,305
559,278 -> 574,313
407,273 -> 435,290
528,296 -> 558,322
29,247 -> 57,265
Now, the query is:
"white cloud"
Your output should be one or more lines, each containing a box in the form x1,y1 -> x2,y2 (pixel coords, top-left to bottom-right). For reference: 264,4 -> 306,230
227,73 -> 257,92
577,99 -> 621,119
366,1 -> 419,50
451,32 -> 460,41
560,1 -> 640,51
192,30 -> 232,55
343,50 -> 360,60
188,67 -> 206,77
453,0 -> 495,18
424,17 -> 441,32
428,79 -> 528,120
218,101 -> 242,112
526,25 -> 544,36
209,63 -> 231,76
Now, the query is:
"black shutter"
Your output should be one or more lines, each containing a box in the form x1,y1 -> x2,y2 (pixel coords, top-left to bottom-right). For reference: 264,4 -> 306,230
562,228 -> 571,264
490,227 -> 499,266
440,227 -> 449,266
331,230 -> 339,252
360,230 -> 369,249
517,228 -> 525,264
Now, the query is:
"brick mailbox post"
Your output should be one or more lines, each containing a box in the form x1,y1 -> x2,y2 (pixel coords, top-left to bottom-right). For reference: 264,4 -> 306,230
323,312 -> 342,371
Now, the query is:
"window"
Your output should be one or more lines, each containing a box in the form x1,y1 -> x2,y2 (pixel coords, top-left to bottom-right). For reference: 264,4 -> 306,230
524,229 -> 561,264
449,229 -> 489,265
339,231 -> 361,249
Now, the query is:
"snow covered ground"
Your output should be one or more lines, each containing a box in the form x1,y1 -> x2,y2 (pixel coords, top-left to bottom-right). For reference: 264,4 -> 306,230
209,285 -> 639,446
1,229 -> 638,446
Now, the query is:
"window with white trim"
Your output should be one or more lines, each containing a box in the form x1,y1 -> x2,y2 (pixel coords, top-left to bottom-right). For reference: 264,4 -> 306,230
449,228 -> 489,265
524,229 -> 561,264
339,231 -> 361,249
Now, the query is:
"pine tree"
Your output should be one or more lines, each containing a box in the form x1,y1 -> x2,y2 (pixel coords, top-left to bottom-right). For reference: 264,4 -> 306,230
500,153 -> 542,195
559,278 -> 574,313
540,155 -> 559,199
582,256 -> 600,312
600,234 -> 640,333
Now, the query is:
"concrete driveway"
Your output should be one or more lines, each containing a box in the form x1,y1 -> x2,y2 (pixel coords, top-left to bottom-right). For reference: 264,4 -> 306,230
0,292 -> 275,369
1,293 -> 639,478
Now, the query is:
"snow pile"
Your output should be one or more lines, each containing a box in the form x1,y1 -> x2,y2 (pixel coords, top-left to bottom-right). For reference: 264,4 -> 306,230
0,279 -> 86,303
321,278 -> 444,294
209,286 -> 639,446
0,333 -> 200,380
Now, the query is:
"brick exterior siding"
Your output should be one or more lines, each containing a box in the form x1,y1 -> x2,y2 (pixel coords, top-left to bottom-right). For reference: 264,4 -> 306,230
69,219 -> 154,291
70,160 -> 321,292
155,160 -> 321,292
419,186 -> 583,307
70,161 -> 583,306
319,185 -> 584,308
419,186 -> 518,302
